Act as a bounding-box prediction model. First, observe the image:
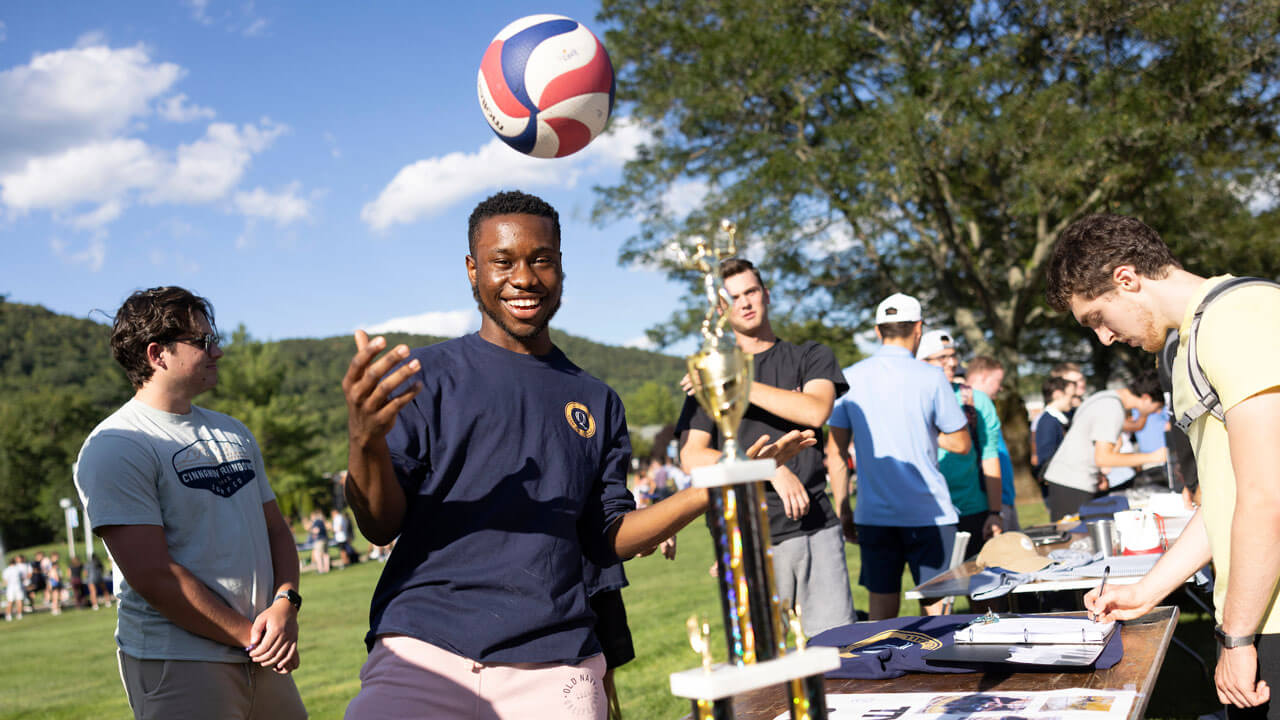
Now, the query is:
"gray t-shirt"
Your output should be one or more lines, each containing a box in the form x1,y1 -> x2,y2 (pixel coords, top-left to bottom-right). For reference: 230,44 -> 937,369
74,398 -> 277,663
1043,390 -> 1125,493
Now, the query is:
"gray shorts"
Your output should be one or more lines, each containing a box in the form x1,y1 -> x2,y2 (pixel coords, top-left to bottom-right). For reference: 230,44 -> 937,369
770,524 -> 856,636
117,651 -> 306,720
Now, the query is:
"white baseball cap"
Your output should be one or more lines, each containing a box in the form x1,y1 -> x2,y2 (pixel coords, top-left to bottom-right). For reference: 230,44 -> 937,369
916,329 -> 955,360
875,293 -> 922,324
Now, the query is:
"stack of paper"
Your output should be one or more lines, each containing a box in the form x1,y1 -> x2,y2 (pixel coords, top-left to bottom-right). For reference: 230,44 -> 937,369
955,617 -> 1116,645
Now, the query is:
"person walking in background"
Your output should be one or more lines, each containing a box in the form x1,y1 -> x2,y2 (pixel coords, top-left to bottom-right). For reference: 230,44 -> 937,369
87,553 -> 112,610
918,330 -> 1004,559
46,551 -> 64,616
827,293 -> 971,619
29,551 -> 46,609
74,286 -> 306,719
331,508 -> 356,569
967,356 -> 1020,532
308,510 -> 331,574
4,555 -> 27,621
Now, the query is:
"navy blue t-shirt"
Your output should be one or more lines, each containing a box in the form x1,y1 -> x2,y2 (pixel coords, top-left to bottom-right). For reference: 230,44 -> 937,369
367,333 -> 637,664
810,615 -> 1122,679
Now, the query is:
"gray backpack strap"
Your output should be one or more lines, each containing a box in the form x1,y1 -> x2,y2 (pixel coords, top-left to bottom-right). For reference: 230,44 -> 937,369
1174,277 -> 1280,432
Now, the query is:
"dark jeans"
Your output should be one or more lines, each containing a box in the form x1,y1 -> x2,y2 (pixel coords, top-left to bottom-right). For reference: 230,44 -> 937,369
1225,633 -> 1280,720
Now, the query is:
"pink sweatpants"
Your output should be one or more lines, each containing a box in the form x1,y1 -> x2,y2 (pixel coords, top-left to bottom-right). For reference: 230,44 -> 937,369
345,634 -> 607,720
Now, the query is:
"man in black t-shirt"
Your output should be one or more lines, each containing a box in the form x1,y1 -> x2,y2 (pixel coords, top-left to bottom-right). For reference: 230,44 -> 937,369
681,258 -> 856,636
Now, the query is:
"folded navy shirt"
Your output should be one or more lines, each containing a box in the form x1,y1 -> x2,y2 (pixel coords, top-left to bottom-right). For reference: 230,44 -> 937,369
809,615 -> 1123,679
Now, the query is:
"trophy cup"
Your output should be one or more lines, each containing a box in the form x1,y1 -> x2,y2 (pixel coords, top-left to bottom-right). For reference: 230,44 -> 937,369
668,221 -> 839,720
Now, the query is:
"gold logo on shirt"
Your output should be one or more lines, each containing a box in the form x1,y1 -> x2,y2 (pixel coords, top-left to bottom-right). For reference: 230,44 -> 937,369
838,629 -> 942,657
564,402 -> 596,438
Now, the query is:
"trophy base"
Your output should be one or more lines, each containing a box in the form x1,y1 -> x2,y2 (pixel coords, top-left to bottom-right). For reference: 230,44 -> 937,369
669,647 -> 840,701
692,459 -> 776,488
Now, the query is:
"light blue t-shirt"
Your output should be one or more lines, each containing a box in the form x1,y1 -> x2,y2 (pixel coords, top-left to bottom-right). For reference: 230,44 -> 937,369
829,345 -> 968,527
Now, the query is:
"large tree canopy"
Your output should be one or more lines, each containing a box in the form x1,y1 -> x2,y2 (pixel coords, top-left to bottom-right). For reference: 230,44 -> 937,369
596,0 -> 1280,376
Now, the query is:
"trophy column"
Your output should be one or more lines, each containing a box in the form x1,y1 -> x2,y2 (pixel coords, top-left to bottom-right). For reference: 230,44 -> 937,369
667,224 -> 838,719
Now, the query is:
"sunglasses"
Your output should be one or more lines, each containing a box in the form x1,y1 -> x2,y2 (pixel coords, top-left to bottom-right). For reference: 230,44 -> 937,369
170,333 -> 222,353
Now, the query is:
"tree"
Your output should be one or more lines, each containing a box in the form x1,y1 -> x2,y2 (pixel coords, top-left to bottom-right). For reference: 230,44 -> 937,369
596,0 -> 1280,491
207,327 -> 324,520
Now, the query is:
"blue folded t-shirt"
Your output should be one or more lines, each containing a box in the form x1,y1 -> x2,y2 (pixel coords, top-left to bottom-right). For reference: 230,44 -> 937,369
809,615 -> 1123,679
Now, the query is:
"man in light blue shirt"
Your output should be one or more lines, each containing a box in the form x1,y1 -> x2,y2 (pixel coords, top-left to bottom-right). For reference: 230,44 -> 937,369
826,293 -> 972,619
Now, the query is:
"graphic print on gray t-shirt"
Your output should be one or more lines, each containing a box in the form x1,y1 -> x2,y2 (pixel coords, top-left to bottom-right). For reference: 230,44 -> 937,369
173,437 -> 257,497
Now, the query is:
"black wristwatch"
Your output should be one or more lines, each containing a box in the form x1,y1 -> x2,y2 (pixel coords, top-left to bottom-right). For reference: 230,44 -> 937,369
1214,624 -> 1254,648
274,589 -> 302,611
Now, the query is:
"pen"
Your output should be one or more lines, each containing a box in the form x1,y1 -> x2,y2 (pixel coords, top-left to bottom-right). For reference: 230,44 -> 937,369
1092,565 -> 1111,623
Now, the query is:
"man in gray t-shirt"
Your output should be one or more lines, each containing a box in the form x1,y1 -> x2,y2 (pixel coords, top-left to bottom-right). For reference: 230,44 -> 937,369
73,287 -> 306,720
1042,371 -> 1167,521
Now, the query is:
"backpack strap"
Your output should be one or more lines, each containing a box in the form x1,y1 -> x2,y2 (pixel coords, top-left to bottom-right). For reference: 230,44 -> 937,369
1173,277 -> 1280,432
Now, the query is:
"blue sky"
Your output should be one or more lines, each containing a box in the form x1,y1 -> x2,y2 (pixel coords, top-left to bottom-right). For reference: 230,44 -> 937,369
0,2 -> 694,351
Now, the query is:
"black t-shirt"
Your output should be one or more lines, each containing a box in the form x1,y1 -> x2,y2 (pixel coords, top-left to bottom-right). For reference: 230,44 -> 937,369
689,340 -> 848,543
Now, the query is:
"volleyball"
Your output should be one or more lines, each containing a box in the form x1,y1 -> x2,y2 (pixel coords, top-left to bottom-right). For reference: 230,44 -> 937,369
477,14 -> 615,159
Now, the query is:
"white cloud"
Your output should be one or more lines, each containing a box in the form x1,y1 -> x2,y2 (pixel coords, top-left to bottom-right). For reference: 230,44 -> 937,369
1,119 -> 285,215
243,18 -> 269,37
623,335 -> 656,350
363,310 -> 479,338
185,0 -> 213,25
148,119 -> 286,204
361,117 -> 653,231
1,138 -> 163,211
0,43 -> 183,169
68,200 -> 124,230
50,236 -> 106,272
234,182 -> 310,225
157,93 -> 215,123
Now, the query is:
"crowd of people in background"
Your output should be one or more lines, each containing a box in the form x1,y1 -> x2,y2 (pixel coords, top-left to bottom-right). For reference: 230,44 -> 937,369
4,550 -> 114,621
623,278 -> 1181,627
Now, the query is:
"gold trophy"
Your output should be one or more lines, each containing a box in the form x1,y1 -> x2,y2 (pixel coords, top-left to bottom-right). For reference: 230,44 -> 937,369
668,221 -> 838,720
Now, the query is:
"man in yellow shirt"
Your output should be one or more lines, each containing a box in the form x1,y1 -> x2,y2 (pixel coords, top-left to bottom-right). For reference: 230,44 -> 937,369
1046,213 -> 1280,717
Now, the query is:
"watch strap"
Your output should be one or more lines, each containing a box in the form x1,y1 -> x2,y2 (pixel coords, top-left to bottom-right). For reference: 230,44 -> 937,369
274,589 -> 302,611
1215,624 -> 1254,648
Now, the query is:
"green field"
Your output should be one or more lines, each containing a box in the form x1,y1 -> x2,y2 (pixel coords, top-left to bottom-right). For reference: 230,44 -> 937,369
0,504 -> 1221,719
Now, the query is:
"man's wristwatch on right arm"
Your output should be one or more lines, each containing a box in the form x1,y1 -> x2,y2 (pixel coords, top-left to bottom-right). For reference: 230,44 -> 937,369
1214,624 -> 1255,648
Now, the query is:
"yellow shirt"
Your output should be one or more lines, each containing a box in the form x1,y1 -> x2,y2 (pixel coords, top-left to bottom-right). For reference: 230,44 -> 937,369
1172,275 -> 1280,632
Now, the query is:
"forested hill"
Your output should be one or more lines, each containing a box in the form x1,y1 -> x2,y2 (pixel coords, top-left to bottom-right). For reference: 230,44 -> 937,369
0,299 -> 685,548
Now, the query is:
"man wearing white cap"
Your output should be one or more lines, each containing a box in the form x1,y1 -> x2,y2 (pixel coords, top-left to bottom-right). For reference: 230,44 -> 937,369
917,330 -> 1005,561
826,293 -> 973,619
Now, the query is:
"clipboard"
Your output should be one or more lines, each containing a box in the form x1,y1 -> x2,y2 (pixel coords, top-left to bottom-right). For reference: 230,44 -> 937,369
924,615 -> 1116,668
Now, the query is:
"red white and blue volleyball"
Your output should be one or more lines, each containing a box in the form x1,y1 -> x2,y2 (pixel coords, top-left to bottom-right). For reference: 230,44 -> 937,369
477,14 -> 615,159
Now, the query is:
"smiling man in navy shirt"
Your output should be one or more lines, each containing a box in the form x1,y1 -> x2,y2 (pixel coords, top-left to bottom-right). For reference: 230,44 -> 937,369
341,191 -> 811,720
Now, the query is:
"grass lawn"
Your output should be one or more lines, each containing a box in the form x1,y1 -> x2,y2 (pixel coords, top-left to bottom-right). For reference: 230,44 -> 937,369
0,502 -> 1222,719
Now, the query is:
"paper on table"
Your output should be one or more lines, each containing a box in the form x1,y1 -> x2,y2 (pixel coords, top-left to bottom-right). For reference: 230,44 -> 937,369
1076,554 -> 1160,577
955,616 -> 1116,645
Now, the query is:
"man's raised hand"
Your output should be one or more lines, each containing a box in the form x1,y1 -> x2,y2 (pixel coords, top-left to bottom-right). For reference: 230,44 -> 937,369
343,331 -> 422,444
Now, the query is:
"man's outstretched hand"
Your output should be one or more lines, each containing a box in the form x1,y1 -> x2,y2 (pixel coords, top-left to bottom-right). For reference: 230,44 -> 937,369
343,331 -> 422,444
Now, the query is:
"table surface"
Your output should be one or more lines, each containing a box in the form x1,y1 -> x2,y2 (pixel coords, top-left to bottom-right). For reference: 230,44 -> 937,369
679,605 -> 1179,720
905,526 -> 1164,600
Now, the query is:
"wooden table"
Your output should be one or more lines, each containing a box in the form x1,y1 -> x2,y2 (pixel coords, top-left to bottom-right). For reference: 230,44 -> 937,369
680,606 -> 1179,720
